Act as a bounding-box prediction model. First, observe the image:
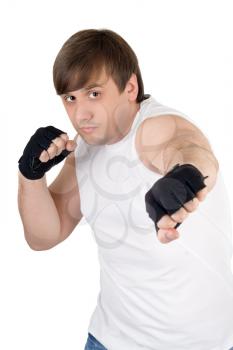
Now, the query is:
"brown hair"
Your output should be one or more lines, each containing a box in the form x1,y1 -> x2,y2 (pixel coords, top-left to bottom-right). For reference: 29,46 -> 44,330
53,28 -> 150,103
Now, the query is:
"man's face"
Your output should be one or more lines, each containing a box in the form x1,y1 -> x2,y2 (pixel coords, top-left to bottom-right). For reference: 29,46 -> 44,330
60,69 -> 139,145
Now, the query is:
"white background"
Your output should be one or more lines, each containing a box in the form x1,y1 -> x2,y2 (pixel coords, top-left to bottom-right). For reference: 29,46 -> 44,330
1,0 -> 233,349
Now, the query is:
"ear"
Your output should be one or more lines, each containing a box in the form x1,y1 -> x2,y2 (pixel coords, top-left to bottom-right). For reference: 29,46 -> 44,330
125,73 -> 138,102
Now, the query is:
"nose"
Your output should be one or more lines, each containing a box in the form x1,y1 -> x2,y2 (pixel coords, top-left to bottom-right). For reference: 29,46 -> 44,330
74,107 -> 94,128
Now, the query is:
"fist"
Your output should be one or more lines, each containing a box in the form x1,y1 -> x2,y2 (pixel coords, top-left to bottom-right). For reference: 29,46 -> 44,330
39,132 -> 76,162
156,190 -> 207,243
145,163 -> 208,244
18,125 -> 77,180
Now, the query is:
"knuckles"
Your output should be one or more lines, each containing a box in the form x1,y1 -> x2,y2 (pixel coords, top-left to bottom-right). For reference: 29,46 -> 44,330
39,136 -> 68,162
157,197 -> 200,230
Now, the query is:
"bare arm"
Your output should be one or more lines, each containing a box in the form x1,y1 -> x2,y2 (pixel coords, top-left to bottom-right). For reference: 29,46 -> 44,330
136,114 -> 219,244
17,132 -> 82,251
18,172 -> 61,250
137,114 -> 219,194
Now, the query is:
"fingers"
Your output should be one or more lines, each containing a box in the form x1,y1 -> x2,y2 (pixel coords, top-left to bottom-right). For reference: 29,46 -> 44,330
157,214 -> 178,229
157,227 -> 179,244
183,197 -> 199,211
157,197 -> 200,227
156,197 -> 201,244
170,207 -> 189,223
39,133 -> 76,162
196,187 -> 208,201
66,140 -> 77,152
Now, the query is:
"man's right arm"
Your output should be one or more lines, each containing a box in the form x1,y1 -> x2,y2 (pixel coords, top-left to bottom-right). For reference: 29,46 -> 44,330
18,150 -> 83,251
18,172 -> 62,250
17,128 -> 82,251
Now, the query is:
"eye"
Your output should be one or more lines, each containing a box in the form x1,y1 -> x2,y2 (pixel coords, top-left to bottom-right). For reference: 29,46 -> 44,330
88,90 -> 101,99
63,90 -> 101,103
64,95 -> 75,103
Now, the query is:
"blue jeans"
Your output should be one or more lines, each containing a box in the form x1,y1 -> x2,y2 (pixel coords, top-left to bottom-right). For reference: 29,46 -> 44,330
84,332 -> 108,350
84,333 -> 233,350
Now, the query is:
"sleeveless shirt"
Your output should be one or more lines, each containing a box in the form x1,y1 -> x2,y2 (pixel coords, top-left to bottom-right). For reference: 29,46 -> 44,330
74,95 -> 233,350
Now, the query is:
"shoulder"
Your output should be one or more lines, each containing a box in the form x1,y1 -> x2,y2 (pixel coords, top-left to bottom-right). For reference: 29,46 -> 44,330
135,113 -> 206,151
135,114 -> 178,147
134,114 -> 177,174
134,113 -> 207,174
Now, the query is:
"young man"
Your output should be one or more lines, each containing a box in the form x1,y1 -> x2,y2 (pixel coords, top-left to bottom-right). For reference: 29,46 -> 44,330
18,29 -> 233,350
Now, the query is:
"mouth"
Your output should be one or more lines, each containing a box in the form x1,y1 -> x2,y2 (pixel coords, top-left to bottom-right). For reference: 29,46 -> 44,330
80,126 -> 97,134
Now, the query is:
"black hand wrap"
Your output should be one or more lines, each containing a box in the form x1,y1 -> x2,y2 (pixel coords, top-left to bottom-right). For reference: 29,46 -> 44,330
145,163 -> 208,233
18,125 -> 72,180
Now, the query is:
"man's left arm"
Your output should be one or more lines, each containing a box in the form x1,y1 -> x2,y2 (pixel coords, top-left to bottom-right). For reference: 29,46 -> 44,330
139,114 -> 219,243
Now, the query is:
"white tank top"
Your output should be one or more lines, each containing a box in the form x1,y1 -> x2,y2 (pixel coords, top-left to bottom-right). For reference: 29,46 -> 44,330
74,96 -> 233,350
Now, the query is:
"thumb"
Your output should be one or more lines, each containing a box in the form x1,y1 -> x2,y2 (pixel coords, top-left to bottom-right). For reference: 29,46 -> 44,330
157,228 -> 179,244
66,140 -> 77,152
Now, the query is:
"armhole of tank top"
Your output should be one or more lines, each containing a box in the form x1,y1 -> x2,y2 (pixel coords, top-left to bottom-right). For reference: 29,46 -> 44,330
74,134 -> 83,174
73,135 -> 86,219
131,110 -> 196,181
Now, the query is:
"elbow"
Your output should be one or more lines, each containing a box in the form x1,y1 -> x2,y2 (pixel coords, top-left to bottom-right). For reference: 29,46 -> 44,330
26,242 -> 56,251
25,240 -> 49,251
24,233 -> 57,251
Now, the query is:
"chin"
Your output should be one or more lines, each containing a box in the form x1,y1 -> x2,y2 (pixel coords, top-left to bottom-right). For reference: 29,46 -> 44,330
81,136 -> 106,146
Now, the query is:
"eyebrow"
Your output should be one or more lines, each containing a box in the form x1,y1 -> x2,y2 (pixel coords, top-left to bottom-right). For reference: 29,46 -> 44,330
61,83 -> 104,96
83,83 -> 104,90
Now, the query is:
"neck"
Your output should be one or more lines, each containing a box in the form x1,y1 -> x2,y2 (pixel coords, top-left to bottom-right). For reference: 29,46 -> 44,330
129,101 -> 140,126
107,102 -> 140,145
121,101 -> 140,137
